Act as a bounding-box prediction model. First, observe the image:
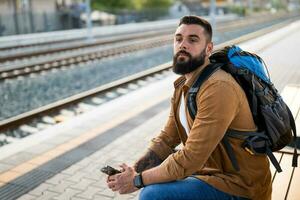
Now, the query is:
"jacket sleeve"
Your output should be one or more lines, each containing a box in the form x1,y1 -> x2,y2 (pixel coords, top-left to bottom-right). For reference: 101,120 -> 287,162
148,97 -> 181,161
157,80 -> 241,180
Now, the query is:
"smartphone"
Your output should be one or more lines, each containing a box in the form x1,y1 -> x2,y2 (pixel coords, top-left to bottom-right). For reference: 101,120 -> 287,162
100,165 -> 121,176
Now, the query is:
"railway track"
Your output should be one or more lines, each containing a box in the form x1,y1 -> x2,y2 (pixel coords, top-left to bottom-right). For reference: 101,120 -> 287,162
0,12 -> 290,60
0,12 -> 298,82
0,17 -> 297,147
0,28 -> 175,62
0,12 -> 290,54
0,35 -> 172,80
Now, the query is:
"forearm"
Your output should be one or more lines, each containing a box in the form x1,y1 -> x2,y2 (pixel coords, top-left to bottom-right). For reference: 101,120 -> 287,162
142,165 -> 173,185
134,150 -> 163,173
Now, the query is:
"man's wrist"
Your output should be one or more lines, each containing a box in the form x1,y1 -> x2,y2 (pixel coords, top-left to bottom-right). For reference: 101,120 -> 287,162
133,172 -> 145,189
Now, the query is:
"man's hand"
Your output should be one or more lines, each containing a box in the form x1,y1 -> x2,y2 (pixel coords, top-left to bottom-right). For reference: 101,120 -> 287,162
106,163 -> 139,194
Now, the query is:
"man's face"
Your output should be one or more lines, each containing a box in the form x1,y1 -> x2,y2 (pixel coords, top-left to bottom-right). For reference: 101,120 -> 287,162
173,24 -> 213,75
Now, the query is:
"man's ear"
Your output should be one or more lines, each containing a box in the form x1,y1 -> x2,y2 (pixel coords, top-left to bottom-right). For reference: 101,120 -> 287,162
206,42 -> 213,56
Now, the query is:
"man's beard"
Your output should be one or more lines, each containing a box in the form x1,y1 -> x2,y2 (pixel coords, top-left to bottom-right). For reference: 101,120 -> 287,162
172,49 -> 206,75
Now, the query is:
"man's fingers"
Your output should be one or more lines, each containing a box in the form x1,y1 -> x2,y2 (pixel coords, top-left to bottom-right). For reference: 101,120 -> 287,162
120,163 -> 128,168
119,186 -> 130,195
108,180 -> 118,188
119,164 -> 125,170
106,176 -> 112,183
120,163 -> 129,171
112,184 -> 121,191
128,166 -> 134,173
109,181 -> 121,191
108,179 -> 123,190
108,175 -> 116,181
107,181 -> 114,189
119,189 -> 125,194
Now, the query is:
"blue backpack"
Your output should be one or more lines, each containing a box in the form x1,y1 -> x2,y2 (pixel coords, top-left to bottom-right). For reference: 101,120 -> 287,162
187,45 -> 297,172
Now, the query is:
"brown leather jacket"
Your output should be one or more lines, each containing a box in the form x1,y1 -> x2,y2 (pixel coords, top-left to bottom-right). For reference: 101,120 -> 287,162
149,61 -> 272,200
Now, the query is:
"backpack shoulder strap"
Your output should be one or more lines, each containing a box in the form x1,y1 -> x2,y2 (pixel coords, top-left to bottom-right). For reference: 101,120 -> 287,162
187,63 -> 223,120
286,105 -> 298,167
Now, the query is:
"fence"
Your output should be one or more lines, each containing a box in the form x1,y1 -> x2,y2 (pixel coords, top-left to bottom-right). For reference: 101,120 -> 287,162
0,7 -> 209,37
0,11 -> 83,36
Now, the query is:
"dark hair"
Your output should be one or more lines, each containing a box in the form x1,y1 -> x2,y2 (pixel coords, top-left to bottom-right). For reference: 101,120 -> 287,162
179,15 -> 212,42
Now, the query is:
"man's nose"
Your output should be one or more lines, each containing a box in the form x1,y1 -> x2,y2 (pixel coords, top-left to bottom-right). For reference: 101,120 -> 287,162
179,40 -> 187,50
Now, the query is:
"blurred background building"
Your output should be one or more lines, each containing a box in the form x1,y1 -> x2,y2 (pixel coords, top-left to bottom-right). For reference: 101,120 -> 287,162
0,0 -> 299,36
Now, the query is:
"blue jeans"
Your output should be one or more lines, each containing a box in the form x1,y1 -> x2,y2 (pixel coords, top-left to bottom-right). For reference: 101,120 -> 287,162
139,177 -> 249,200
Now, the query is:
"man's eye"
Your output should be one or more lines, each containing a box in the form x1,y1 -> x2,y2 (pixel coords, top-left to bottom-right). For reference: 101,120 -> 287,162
175,38 -> 182,42
190,38 -> 198,43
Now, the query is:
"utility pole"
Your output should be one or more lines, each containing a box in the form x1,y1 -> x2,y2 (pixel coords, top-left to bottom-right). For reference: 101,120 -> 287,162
210,0 -> 216,30
21,0 -> 30,33
12,0 -> 20,34
248,0 -> 253,13
85,0 -> 93,42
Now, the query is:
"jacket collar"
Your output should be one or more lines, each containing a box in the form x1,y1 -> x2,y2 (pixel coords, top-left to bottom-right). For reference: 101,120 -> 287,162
173,76 -> 186,88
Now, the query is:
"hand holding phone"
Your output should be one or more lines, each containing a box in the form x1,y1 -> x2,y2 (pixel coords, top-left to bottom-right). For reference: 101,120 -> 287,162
101,165 -> 121,176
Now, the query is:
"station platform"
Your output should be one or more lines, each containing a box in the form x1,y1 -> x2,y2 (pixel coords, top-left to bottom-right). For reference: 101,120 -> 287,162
0,20 -> 300,200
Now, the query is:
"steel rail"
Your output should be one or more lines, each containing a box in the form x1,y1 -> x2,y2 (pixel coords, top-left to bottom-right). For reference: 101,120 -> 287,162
0,28 -> 175,62
0,18 -> 295,133
0,62 -> 172,132
0,35 -> 172,80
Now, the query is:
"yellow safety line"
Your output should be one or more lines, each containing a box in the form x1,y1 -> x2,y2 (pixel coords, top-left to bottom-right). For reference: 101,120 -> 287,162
0,93 -> 170,184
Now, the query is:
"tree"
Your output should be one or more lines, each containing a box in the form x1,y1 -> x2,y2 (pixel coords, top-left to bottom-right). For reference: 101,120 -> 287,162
270,0 -> 287,10
140,0 -> 173,9
91,0 -> 136,11
91,0 -> 174,11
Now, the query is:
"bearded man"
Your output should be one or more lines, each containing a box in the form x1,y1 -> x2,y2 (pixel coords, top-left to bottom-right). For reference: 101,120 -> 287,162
106,15 -> 272,200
